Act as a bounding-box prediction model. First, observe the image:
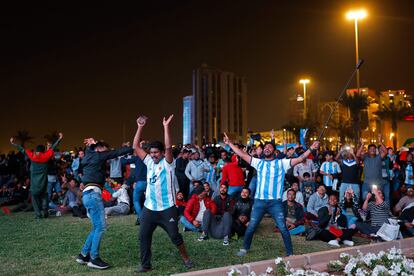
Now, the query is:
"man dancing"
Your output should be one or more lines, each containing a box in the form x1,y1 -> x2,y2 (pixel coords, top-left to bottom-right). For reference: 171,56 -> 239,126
133,114 -> 193,273
76,139 -> 133,269
222,133 -> 320,257
10,133 -> 63,219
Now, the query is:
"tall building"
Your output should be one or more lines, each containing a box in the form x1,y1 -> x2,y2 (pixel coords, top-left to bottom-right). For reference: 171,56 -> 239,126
182,96 -> 194,145
192,64 -> 247,144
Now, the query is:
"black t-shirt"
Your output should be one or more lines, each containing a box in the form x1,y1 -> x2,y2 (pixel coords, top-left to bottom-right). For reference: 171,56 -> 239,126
340,159 -> 360,184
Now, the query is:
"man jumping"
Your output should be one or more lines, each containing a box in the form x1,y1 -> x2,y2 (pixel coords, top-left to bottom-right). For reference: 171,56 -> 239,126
133,114 -> 193,273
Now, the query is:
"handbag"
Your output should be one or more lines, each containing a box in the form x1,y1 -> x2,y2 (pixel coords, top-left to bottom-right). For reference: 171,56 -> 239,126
376,219 -> 401,241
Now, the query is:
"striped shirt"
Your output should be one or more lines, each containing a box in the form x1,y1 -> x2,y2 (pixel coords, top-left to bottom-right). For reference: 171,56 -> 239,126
143,155 -> 176,211
250,157 -> 291,200
367,201 -> 390,226
320,161 -> 341,187
406,163 -> 414,186
204,162 -> 218,191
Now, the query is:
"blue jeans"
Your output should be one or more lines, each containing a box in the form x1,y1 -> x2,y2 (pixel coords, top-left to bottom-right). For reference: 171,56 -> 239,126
81,190 -> 106,259
289,225 -> 305,235
243,199 -> 293,256
133,181 -> 147,219
228,186 -> 243,196
179,216 -> 202,232
339,183 -> 360,203
48,181 -> 61,198
382,179 -> 390,203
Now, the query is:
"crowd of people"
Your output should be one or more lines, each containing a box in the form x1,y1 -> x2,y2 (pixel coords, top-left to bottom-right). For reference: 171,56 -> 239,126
1,123 -> 414,272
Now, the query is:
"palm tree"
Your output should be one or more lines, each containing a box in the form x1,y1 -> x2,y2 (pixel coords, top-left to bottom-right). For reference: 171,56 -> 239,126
341,93 -> 368,144
13,130 -> 34,147
44,130 -> 60,144
375,105 -> 414,149
329,119 -> 353,145
282,117 -> 318,144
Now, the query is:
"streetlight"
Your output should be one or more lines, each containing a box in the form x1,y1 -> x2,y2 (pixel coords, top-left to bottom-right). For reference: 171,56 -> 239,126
299,79 -> 310,120
346,9 -> 367,93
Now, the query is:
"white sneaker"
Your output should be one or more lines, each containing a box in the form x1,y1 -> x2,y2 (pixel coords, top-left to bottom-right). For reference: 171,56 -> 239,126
343,240 -> 354,247
328,240 -> 340,247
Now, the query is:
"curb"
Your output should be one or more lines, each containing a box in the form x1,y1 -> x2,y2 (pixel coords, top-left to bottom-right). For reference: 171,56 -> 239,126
172,237 -> 414,276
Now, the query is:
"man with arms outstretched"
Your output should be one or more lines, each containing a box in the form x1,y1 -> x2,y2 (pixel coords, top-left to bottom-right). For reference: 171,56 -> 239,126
133,115 -> 193,273
76,139 -> 133,269
222,133 -> 320,257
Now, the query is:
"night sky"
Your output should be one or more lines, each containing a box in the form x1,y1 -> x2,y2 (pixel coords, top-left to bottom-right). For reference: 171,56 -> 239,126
1,1 -> 414,152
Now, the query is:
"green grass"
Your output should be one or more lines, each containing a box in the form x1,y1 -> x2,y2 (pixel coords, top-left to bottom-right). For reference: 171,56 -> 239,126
0,212 -> 369,275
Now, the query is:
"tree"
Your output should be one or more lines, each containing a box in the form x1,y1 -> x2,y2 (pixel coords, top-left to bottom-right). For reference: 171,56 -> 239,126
329,119 -> 353,145
375,105 -> 413,149
44,130 -> 60,144
341,93 -> 368,144
13,130 -> 34,147
282,117 -> 318,145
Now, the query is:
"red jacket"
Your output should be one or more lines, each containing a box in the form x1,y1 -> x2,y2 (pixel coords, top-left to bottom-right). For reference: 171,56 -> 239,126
184,194 -> 217,222
25,149 -> 54,163
221,155 -> 245,187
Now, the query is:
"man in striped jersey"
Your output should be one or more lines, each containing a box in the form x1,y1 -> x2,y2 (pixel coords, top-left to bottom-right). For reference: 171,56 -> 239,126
319,151 -> 341,194
223,133 -> 320,257
133,115 -> 193,273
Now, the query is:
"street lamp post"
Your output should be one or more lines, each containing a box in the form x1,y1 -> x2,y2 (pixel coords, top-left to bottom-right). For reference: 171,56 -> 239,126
346,9 -> 367,93
299,79 -> 310,120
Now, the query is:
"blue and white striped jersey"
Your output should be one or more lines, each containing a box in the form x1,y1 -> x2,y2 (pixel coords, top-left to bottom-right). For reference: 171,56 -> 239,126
320,161 -> 341,187
250,157 -> 291,200
143,155 -> 176,211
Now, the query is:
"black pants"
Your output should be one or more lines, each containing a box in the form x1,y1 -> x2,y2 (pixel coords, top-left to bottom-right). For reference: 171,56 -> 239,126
202,210 -> 232,239
317,229 -> 354,242
140,206 -> 183,269
232,219 -> 247,237
32,192 -> 48,218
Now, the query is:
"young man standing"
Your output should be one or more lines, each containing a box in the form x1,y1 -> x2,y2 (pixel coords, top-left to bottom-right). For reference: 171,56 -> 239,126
133,115 -> 193,273
76,139 -> 133,269
10,133 -> 63,219
223,133 -> 320,257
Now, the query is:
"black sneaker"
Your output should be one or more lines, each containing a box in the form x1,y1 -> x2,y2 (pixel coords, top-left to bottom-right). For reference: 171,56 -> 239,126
87,257 -> 110,270
76,253 -> 90,265
135,218 -> 140,225
184,259 -> 194,269
134,267 -> 152,273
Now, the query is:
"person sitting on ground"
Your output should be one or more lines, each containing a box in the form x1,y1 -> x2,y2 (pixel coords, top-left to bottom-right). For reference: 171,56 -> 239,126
180,185 -> 217,232
203,182 -> 214,198
282,188 -> 305,235
356,187 -> 391,236
306,184 -> 328,220
302,172 -> 316,207
104,184 -> 130,216
189,180 -> 203,197
282,182 -> 304,206
394,186 -> 414,216
0,184 -> 11,206
199,184 -> 234,246
398,202 -> 414,237
231,188 -> 253,239
339,188 -> 361,229
316,194 -> 355,247
176,191 -> 187,217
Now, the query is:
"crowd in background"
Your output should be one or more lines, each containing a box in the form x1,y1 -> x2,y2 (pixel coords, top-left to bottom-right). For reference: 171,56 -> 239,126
1,135 -> 414,247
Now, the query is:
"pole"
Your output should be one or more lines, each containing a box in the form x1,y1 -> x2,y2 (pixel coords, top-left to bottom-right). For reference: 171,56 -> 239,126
354,19 -> 360,93
317,59 -> 364,141
303,83 -> 307,120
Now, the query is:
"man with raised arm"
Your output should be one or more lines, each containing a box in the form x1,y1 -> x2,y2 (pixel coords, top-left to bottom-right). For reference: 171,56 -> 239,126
10,133 -> 63,219
133,115 -> 193,273
222,133 -> 320,257
76,138 -> 133,270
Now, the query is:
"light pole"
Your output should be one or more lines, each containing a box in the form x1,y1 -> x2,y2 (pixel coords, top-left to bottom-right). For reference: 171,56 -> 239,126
346,9 -> 367,93
299,79 -> 310,120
